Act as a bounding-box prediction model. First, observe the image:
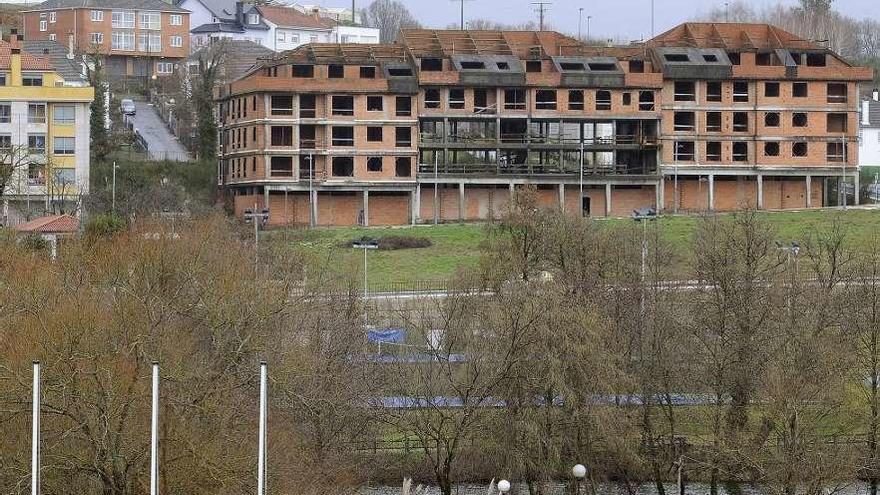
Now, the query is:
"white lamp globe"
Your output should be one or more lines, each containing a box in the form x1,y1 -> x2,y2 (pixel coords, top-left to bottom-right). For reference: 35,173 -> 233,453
498,480 -> 511,493
572,464 -> 587,479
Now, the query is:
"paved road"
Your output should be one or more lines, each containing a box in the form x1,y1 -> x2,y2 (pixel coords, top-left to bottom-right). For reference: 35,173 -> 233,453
124,100 -> 191,162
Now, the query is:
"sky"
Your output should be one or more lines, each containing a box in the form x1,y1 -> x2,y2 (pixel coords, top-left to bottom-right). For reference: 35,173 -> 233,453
350,0 -> 878,41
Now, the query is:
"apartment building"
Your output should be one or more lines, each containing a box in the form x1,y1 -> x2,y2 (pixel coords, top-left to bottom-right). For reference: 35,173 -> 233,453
0,36 -> 94,224
216,23 -> 873,226
21,0 -> 190,77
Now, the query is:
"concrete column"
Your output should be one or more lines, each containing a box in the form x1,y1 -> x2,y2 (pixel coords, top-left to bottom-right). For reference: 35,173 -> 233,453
558,183 -> 565,211
311,189 -> 318,226
805,175 -> 812,208
855,170 -> 861,205
263,187 -> 269,207
708,174 -> 715,211
605,183 -> 612,216
459,182 -> 465,222
362,190 -> 369,227
656,178 -> 664,211
756,174 -> 764,210
413,184 -> 421,224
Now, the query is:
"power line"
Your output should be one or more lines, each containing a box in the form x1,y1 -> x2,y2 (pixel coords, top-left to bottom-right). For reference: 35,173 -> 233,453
531,1 -> 551,31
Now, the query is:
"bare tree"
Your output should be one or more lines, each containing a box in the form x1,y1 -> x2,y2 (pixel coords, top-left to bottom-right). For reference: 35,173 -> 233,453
363,0 -> 422,43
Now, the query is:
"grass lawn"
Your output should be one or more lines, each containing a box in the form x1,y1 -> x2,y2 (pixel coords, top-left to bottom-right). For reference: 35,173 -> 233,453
269,208 -> 880,288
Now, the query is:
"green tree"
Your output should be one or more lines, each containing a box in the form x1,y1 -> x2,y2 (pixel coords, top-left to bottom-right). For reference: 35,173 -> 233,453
88,52 -> 111,162
193,42 -> 225,161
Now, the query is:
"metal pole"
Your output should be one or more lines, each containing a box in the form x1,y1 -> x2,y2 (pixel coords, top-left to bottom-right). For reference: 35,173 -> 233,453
433,153 -> 439,225
578,8 -> 583,40
150,362 -> 159,495
253,203 -> 259,250
842,134 -> 847,210
363,247 -> 368,299
640,219 -> 647,315
32,361 -> 40,495
309,154 -> 314,228
579,141 -> 584,217
587,16 -> 591,40
651,0 -> 655,38
111,161 -> 117,213
460,0 -> 464,29
257,361 -> 268,495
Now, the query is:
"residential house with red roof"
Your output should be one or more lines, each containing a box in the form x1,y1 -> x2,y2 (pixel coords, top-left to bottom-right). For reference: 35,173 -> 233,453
180,0 -> 377,51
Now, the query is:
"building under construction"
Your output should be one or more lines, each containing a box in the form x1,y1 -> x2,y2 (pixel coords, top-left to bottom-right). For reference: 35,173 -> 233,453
216,23 -> 873,226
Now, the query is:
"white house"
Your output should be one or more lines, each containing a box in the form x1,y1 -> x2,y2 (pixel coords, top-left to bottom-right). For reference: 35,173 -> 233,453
177,0 -> 378,51
860,89 -> 880,167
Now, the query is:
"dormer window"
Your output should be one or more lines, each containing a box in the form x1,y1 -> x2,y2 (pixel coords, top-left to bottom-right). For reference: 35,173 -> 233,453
664,54 -> 690,62
248,13 -> 260,24
459,61 -> 485,70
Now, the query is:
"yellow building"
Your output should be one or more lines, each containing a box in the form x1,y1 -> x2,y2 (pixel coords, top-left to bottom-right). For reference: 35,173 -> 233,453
0,35 -> 94,224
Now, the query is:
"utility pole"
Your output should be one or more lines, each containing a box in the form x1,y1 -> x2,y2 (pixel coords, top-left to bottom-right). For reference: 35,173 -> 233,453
150,362 -> 159,495
451,0 -> 474,30
256,362 -> 268,495
352,0 -> 355,23
587,15 -> 592,40
111,161 -> 118,213
532,1 -> 551,31
31,361 -> 40,495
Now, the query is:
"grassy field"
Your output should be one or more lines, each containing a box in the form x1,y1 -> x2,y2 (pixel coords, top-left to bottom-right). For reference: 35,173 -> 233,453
269,208 -> 880,287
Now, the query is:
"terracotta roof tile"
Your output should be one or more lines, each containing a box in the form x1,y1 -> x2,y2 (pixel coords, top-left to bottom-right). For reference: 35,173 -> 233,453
0,40 -> 55,71
14,214 -> 79,234
256,5 -> 333,30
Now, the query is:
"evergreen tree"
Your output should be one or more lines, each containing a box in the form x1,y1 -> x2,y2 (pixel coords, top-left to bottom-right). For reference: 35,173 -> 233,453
89,53 -> 111,163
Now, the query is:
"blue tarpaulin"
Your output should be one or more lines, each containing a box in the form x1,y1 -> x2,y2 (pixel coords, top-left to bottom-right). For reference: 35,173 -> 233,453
367,328 -> 406,344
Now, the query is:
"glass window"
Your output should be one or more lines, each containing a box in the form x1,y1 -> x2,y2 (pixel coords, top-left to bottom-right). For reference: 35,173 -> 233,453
367,157 -> 383,172
138,11 -> 160,30
0,134 -> 10,149
0,104 -> 10,123
138,33 -> 161,53
0,74 -> 6,86
112,31 -> 135,51
22,74 -> 43,87
169,14 -> 182,26
53,105 -> 75,124
170,36 -> 182,48
91,32 -> 104,44
90,10 -> 104,21
28,104 -> 46,124
28,134 -> 46,153
53,137 -> 75,155
111,10 -> 135,28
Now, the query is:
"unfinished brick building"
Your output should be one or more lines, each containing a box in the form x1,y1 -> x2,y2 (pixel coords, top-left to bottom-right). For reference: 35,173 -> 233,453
216,22 -> 873,226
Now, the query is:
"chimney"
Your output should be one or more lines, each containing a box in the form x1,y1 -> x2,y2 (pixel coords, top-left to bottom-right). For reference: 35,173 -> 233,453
874,88 -> 879,102
67,32 -> 74,60
235,1 -> 244,26
10,47 -> 22,86
863,99 -> 871,126
312,7 -> 320,20
9,28 -> 18,44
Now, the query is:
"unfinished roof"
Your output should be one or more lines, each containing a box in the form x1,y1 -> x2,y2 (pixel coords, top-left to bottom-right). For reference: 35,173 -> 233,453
399,29 -> 606,59
259,42 -> 408,66
649,22 -> 818,51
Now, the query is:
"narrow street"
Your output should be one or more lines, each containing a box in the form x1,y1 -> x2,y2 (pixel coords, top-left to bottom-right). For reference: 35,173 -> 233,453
124,100 -> 191,162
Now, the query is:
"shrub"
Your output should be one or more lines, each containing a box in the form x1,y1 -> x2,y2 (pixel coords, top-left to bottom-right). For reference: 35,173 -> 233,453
20,233 -> 49,252
85,213 -> 127,238
377,235 -> 432,250
344,235 -> 432,251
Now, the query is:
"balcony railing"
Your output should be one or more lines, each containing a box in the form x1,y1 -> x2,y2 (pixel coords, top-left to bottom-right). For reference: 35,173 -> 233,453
418,162 -> 655,176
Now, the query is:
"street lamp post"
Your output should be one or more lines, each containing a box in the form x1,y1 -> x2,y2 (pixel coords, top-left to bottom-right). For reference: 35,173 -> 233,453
578,8 -> 584,40
353,240 -> 379,326
587,16 -> 592,40
633,207 -> 658,315
308,153 -> 315,227
111,161 -> 119,213
572,464 -> 587,495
